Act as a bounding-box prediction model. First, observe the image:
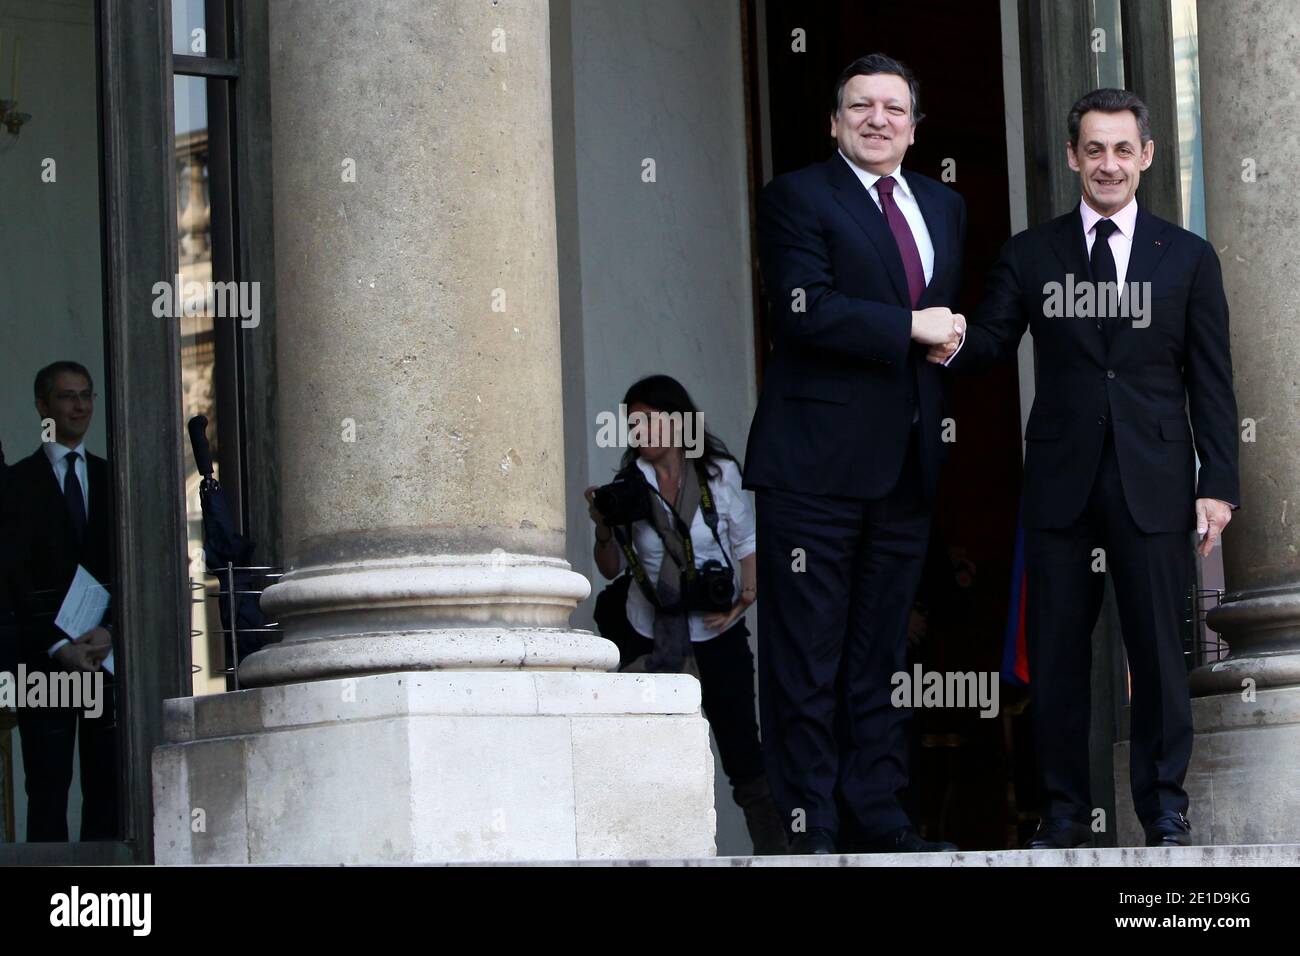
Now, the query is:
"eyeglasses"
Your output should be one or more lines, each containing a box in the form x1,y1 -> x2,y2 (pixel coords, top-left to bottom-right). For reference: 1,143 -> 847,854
51,391 -> 97,402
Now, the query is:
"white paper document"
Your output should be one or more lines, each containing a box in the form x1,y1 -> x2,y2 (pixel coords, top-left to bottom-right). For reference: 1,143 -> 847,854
54,564 -> 111,644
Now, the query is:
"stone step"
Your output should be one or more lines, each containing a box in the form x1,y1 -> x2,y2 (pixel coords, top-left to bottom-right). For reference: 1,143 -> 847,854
451,844 -> 1300,866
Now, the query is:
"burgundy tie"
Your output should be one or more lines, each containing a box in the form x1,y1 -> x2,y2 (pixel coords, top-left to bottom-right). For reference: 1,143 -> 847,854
876,175 -> 926,307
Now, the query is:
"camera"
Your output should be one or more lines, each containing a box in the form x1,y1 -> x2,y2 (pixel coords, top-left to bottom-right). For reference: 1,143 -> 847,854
684,559 -> 734,612
593,472 -> 651,526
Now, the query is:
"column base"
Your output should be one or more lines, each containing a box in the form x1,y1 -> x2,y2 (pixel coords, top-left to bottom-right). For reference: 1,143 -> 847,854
238,626 -> 620,686
1198,583 -> 1300,693
1114,686 -> 1300,845
246,554 -> 619,683
1188,651 -> 1300,695
152,671 -> 716,863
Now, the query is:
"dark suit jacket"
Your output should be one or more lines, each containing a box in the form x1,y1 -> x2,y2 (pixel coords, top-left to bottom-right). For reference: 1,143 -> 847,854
744,154 -> 967,501
949,205 -> 1239,532
0,448 -> 114,671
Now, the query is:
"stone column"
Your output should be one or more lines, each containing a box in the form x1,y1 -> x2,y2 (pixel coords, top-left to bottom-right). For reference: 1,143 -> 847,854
151,0 -> 715,863
241,0 -> 610,684
1115,0 -> 1300,846
1191,0 -> 1300,696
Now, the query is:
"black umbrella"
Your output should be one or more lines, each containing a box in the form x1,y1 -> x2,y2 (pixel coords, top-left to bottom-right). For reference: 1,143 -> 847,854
187,415 -> 276,679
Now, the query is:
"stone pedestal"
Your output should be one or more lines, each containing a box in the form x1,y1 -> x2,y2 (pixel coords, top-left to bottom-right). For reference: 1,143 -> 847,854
1132,0 -> 1300,844
1115,688 -> 1300,846
1192,0 -> 1300,695
153,672 -> 714,863
151,0 -> 716,862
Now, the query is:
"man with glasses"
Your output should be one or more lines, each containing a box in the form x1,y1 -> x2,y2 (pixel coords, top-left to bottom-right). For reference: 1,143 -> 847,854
1,360 -> 117,841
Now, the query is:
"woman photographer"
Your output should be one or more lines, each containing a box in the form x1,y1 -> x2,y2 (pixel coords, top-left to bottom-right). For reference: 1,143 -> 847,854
584,374 -> 786,854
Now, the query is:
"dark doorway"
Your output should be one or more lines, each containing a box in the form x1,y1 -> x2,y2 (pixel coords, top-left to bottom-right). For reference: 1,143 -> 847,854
753,0 -> 1029,849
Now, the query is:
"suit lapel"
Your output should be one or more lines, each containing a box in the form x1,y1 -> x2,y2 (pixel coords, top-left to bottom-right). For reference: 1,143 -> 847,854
28,448 -> 65,506
1047,210 -> 1107,363
826,156 -> 911,306
1122,207 -> 1173,286
1106,207 -> 1173,355
1048,207 -> 1092,280
88,453 -> 110,542
27,447 -> 78,548
909,175 -> 947,307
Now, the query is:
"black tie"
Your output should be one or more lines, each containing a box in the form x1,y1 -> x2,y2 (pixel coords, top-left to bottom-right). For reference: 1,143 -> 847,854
1091,219 -> 1120,344
64,450 -> 88,546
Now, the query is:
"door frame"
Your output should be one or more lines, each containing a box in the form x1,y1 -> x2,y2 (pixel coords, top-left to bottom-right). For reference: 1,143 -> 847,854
0,0 -> 275,865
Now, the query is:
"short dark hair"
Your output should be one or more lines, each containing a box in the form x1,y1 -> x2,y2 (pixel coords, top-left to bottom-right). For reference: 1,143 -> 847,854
832,53 -> 923,124
34,361 -> 93,402
1067,88 -> 1152,147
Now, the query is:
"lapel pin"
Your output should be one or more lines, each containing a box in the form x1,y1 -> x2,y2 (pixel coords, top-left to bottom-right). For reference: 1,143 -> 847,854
1154,240 -> 1162,246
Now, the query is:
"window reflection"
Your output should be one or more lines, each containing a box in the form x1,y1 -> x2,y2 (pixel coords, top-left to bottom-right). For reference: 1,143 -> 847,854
0,0 -> 120,844
172,0 -> 210,57
1171,0 -> 1205,238
1090,0 -> 1125,88
1168,0 -> 1224,668
174,74 -> 232,697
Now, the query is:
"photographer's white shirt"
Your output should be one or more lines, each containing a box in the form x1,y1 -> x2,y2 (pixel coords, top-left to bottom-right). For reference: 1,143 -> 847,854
619,457 -> 756,642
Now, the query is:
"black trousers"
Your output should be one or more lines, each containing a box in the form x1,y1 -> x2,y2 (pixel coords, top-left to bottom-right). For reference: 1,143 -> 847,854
17,677 -> 118,842
694,622 -> 766,787
755,432 -> 930,840
1025,428 -> 1194,827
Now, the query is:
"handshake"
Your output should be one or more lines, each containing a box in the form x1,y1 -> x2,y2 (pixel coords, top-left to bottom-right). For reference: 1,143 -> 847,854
911,307 -> 966,364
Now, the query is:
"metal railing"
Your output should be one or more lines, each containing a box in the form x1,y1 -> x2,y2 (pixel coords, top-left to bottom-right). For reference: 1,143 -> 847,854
190,563 -> 282,691
1186,585 -> 1226,669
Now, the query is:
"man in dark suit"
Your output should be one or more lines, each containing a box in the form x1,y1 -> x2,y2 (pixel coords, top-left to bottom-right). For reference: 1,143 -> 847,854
1,360 -> 118,842
744,54 -> 967,854
932,89 -> 1238,848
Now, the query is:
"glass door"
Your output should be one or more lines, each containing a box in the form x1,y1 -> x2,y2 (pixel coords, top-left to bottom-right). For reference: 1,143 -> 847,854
0,0 -> 122,847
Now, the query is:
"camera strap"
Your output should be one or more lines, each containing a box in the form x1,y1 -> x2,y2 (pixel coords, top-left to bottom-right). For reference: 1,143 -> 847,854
613,460 -> 734,611
612,523 -> 663,610
691,460 -> 734,576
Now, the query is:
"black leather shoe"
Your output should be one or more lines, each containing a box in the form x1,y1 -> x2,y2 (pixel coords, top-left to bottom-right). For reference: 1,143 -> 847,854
1145,812 -> 1192,847
789,828 -> 837,855
865,827 -> 959,853
1025,817 -> 1092,849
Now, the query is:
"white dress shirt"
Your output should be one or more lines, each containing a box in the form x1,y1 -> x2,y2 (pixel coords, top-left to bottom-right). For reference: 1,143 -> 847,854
1080,196 -> 1138,285
837,150 -> 935,285
42,440 -> 91,657
621,457 -> 757,643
